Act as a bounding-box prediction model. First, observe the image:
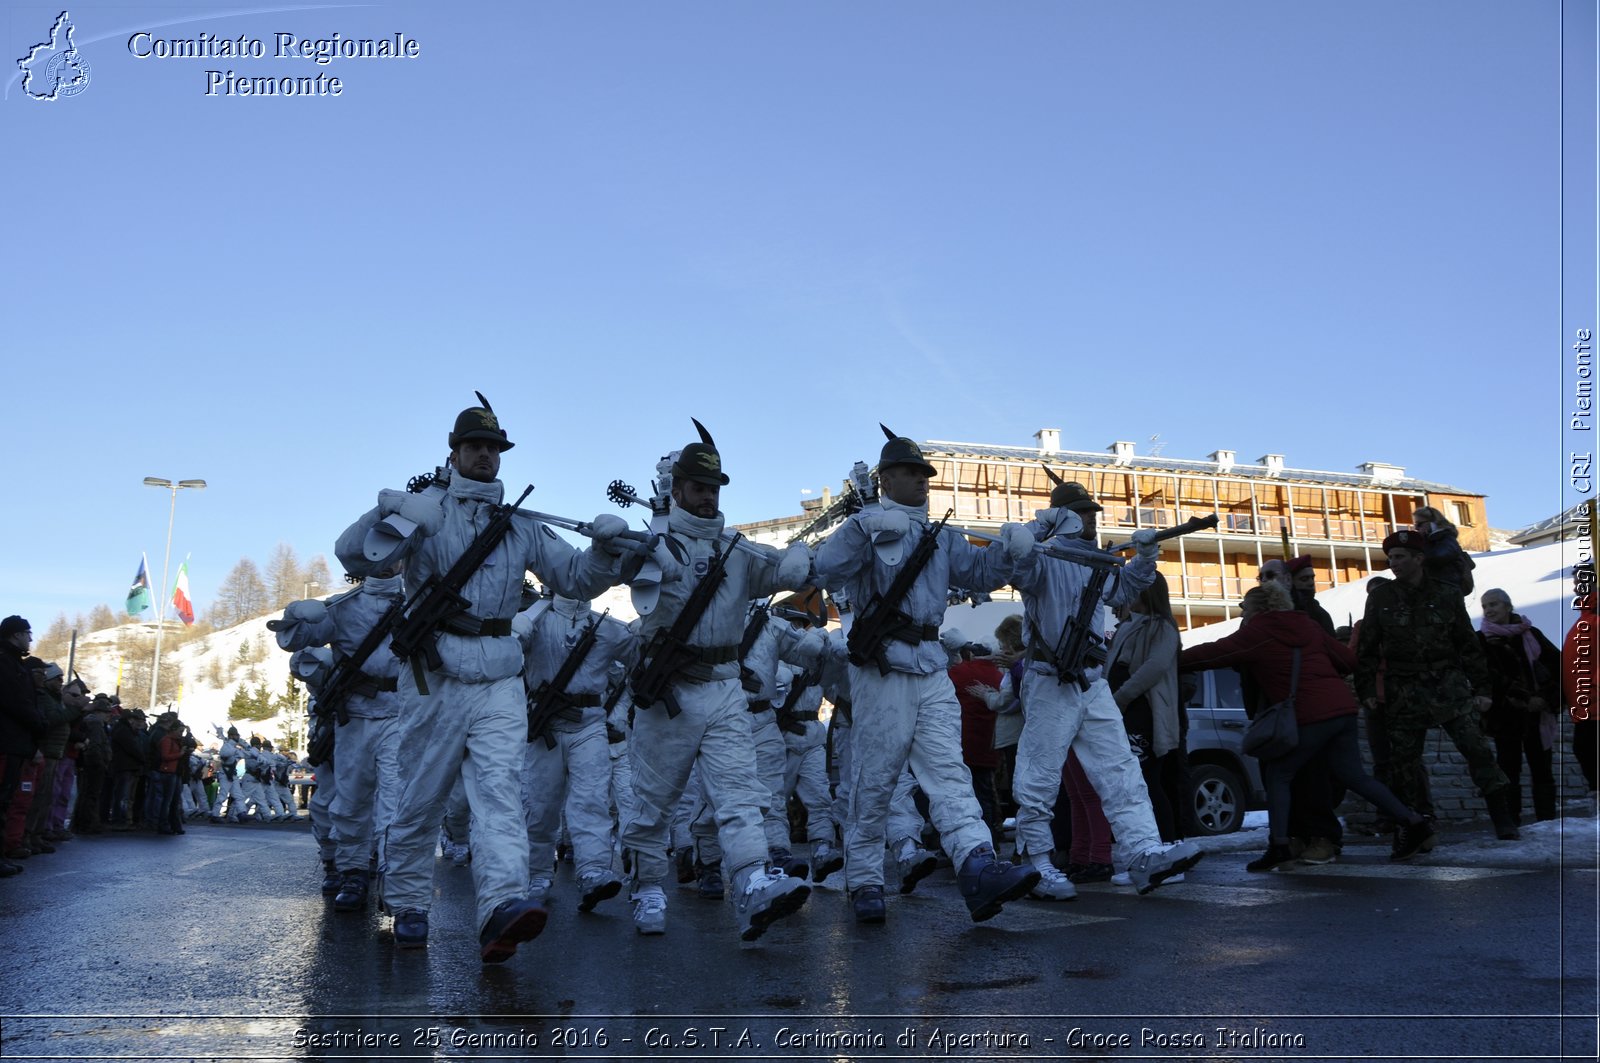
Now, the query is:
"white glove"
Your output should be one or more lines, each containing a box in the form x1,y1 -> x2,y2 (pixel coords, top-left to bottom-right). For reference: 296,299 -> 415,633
776,544 -> 813,588
1131,528 -> 1161,560
863,509 -> 911,539
1000,523 -> 1035,563
289,647 -> 334,689
285,599 -> 328,625
588,513 -> 631,556
377,488 -> 445,538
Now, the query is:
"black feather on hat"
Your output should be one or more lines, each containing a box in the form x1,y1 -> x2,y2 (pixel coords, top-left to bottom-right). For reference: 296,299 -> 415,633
448,392 -> 514,451
876,424 -> 937,478
672,418 -> 730,485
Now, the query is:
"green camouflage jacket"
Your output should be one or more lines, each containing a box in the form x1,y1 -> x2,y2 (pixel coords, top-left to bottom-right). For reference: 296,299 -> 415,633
1355,576 -> 1488,703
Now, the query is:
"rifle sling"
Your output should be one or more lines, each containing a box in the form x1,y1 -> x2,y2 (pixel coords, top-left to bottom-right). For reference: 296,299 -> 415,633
884,620 -> 941,646
438,615 -> 514,638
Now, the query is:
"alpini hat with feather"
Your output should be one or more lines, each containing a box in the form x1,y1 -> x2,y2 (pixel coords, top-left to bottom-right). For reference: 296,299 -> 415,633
448,391 -> 514,451
1041,464 -> 1101,512
672,418 -> 730,486
876,424 -> 937,478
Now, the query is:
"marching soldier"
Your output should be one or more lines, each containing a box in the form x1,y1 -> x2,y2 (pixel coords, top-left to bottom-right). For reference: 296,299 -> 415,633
516,594 -> 636,913
334,396 -> 630,964
209,726 -> 246,823
1007,480 -> 1203,899
813,426 -> 1040,925
620,421 -> 816,941
271,563 -> 408,912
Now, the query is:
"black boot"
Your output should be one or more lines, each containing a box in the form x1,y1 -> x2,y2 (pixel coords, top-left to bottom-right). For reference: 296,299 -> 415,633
1487,789 -> 1521,840
334,869 -> 370,912
320,859 -> 341,896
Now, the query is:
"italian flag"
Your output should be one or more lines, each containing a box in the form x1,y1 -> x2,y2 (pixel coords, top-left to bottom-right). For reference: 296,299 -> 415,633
172,558 -> 195,626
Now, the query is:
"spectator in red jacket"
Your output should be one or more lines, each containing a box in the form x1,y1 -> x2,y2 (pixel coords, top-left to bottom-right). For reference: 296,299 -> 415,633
948,634 -> 1004,853
1181,582 -> 1431,871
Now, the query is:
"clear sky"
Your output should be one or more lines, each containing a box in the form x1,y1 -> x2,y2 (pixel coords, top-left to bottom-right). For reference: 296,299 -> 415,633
1,0 -> 1590,628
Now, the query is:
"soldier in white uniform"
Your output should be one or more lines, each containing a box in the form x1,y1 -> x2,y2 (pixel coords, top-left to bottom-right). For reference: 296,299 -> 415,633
1008,480 -> 1204,898
335,398 -> 629,964
271,566 -> 408,912
209,727 -> 247,823
619,422 -> 815,942
516,594 -> 636,913
738,601 -> 824,879
773,657 -> 838,881
814,427 -> 1040,926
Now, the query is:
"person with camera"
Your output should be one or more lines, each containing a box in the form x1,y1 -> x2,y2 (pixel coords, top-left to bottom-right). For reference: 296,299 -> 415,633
1357,530 -> 1517,840
1184,581 -> 1432,871
334,397 -> 633,964
1477,588 -> 1562,825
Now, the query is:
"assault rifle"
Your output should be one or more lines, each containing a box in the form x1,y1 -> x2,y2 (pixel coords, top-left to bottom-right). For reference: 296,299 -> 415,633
775,668 -> 815,736
1039,514 -> 1219,690
284,594 -> 407,729
307,703 -> 335,768
526,609 -> 608,749
388,484 -> 535,694
846,509 -> 953,675
737,602 -> 771,693
630,533 -> 741,718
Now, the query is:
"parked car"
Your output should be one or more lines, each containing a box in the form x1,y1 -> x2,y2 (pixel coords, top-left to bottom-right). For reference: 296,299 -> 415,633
1183,667 -> 1266,835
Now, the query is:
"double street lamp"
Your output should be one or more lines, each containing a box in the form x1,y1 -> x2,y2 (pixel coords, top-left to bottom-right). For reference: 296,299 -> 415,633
143,476 -> 206,713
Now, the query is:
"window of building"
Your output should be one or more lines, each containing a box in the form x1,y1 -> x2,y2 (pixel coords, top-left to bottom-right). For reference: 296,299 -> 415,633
1450,501 -> 1473,527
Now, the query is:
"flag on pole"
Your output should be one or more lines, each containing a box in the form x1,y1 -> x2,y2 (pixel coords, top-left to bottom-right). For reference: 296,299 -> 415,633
172,558 -> 195,626
126,554 -> 153,616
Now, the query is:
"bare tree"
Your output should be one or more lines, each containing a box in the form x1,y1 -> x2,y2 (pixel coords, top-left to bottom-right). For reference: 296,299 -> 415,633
264,543 -> 304,611
210,559 -> 268,628
86,604 -> 118,632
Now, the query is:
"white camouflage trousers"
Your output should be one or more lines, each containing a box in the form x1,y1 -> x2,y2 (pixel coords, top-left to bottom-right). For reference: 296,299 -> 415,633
621,677 -> 770,887
1013,672 -> 1161,867
524,720 -> 615,882
210,770 -> 244,819
382,671 -> 529,934
331,715 -> 401,874
309,765 -> 338,863
844,669 -> 990,890
782,720 -> 834,845
749,707 -> 791,854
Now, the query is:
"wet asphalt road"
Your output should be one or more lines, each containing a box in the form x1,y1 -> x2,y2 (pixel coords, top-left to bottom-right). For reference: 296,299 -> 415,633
1,820 -> 1595,1062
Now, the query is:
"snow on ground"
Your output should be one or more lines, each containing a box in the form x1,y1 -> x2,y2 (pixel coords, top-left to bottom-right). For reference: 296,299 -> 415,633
1201,802 -> 1600,871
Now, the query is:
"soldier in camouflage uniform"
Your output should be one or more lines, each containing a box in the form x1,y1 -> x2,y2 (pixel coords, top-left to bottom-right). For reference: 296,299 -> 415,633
1356,530 -> 1518,840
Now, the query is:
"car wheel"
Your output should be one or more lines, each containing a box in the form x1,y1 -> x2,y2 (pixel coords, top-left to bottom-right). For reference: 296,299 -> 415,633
1189,763 -> 1247,836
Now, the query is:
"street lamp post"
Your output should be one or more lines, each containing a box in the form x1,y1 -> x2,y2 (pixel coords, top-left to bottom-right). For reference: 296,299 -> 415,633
143,476 -> 206,713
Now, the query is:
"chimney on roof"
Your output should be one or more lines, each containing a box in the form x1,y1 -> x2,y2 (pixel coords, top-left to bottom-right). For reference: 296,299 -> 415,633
1259,453 -> 1285,477
1359,461 -> 1405,485
1209,449 -> 1235,473
1035,428 -> 1060,455
1110,441 -> 1136,465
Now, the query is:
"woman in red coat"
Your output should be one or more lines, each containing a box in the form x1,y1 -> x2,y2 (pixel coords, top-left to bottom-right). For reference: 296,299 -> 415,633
1181,582 -> 1431,871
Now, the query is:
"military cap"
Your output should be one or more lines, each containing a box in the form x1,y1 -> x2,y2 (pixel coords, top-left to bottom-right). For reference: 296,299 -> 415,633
877,424 -> 937,478
1050,480 -> 1102,513
449,404 -> 514,451
1382,529 -> 1426,554
672,418 -> 730,486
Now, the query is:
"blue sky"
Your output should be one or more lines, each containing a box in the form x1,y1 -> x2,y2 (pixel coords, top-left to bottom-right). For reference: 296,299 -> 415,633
1,0 -> 1591,628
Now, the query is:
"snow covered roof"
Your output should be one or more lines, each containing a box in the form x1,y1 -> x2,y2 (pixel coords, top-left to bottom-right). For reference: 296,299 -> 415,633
921,439 -> 1480,496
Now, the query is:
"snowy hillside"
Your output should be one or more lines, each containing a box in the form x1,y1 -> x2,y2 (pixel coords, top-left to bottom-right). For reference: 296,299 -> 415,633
67,580 -> 650,749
